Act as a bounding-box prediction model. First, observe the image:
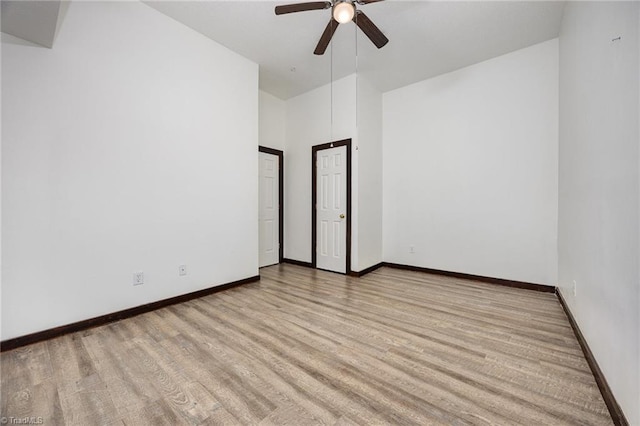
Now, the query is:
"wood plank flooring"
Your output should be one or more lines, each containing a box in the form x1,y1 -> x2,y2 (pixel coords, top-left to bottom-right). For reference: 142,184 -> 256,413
1,264 -> 613,425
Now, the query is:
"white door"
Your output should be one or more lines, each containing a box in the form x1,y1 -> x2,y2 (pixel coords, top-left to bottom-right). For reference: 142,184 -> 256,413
259,151 -> 279,267
316,145 -> 347,273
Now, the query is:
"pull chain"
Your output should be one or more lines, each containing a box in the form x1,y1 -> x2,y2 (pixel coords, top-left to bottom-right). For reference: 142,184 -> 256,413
355,9 -> 358,134
330,19 -> 334,141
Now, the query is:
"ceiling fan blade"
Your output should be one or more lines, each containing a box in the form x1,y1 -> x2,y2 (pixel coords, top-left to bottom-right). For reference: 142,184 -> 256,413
314,18 -> 339,55
275,1 -> 331,15
353,10 -> 388,49
356,0 -> 384,4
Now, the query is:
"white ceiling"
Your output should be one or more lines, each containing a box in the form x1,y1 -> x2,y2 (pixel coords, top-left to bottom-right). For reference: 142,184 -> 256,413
146,1 -> 565,100
0,1 -> 565,99
1,0 -> 62,48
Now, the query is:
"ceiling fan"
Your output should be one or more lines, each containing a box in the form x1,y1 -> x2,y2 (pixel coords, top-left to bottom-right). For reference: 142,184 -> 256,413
275,0 -> 388,55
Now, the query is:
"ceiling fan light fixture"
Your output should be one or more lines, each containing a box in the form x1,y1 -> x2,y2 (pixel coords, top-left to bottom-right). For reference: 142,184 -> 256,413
333,1 -> 354,24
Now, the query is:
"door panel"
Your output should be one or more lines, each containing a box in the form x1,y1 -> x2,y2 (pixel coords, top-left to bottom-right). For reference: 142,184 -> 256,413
316,145 -> 347,273
259,151 -> 279,267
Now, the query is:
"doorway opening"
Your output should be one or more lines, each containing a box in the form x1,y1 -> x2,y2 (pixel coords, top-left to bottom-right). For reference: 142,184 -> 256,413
311,139 -> 352,274
258,146 -> 284,267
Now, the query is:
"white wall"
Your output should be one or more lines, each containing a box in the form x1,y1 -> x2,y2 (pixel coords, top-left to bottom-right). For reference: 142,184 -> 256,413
0,39 -> 3,338
1,1 -> 259,340
383,39 -> 559,286
284,75 -> 357,264
356,76 -> 383,270
259,90 -> 285,151
558,2 -> 639,423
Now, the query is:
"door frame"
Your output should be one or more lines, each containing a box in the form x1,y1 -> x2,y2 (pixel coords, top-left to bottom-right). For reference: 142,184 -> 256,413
311,139 -> 352,274
258,146 -> 284,264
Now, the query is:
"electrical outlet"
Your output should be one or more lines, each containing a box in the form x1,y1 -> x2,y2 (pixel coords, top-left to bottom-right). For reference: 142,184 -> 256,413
179,264 -> 187,276
133,272 -> 144,286
572,280 -> 577,297
409,245 -> 415,254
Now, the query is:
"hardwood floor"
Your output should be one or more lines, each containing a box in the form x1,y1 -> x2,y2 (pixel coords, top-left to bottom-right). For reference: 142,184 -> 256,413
1,264 -> 613,425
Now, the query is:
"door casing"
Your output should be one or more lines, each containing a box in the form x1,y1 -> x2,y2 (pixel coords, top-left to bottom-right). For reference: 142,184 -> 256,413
311,139 -> 352,274
258,146 -> 284,265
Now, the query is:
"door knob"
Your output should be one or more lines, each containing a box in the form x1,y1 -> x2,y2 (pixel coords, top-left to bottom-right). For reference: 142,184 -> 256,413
340,214 -> 345,219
